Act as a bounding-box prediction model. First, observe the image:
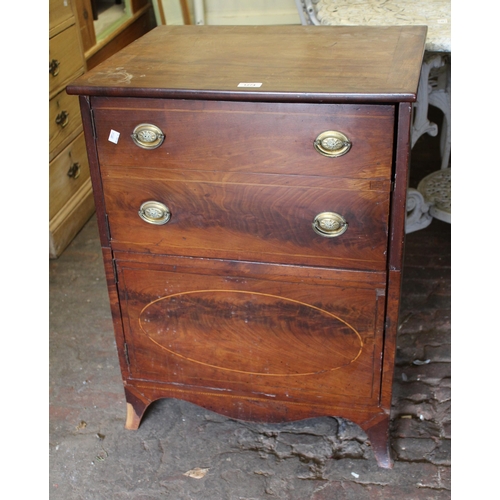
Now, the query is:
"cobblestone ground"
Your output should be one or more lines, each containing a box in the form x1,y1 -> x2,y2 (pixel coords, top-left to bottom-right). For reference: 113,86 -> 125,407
49,133 -> 451,499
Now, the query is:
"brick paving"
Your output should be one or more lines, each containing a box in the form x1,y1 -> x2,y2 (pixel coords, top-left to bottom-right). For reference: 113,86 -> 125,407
392,219 -> 451,470
49,130 -> 451,498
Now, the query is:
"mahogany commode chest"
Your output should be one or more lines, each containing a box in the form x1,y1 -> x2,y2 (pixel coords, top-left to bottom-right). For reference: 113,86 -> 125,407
67,25 -> 426,468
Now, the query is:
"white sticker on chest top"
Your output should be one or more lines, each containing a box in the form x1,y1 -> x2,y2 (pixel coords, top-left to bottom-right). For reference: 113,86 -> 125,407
237,82 -> 263,88
108,130 -> 120,144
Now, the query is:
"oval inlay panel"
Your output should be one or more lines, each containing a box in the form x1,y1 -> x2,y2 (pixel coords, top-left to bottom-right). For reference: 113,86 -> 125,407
139,290 -> 363,376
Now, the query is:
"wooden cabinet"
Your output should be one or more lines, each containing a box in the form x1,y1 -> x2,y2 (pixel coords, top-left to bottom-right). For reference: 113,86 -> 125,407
49,0 -> 94,258
67,25 -> 427,468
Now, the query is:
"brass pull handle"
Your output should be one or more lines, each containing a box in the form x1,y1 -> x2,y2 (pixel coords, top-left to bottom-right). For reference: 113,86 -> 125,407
67,162 -> 81,179
131,123 -> 165,149
56,110 -> 69,128
312,212 -> 348,237
138,201 -> 171,225
49,59 -> 60,77
313,131 -> 351,157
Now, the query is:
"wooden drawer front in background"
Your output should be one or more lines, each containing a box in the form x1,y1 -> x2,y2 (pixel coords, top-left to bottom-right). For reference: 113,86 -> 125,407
93,98 -> 395,180
49,23 -> 85,96
49,90 -> 83,155
116,256 -> 386,407
102,167 -> 391,271
49,132 -> 90,220
49,0 -> 74,31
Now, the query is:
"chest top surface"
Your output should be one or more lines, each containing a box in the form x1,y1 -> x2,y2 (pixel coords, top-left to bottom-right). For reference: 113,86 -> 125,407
67,25 -> 426,103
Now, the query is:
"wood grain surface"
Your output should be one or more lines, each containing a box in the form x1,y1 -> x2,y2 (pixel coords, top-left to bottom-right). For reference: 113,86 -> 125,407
49,132 -> 90,219
93,98 -> 395,179
117,259 -> 386,405
102,167 -> 390,270
67,25 -> 427,102
50,23 -> 85,97
49,91 -> 83,156
94,98 -> 393,269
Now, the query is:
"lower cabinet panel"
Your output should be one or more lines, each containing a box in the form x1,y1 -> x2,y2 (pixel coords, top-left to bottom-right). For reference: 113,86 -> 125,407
115,256 -> 387,413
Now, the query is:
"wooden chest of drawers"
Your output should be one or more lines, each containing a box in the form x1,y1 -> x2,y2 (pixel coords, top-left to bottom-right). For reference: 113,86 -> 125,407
67,25 -> 426,468
49,0 -> 95,258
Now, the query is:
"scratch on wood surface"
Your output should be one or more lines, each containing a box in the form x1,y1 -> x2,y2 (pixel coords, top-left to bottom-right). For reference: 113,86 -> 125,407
88,67 -> 134,84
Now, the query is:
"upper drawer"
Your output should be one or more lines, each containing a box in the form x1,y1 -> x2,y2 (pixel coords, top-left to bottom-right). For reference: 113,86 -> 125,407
49,23 -> 84,96
92,98 -> 395,180
49,89 -> 83,156
49,0 -> 74,32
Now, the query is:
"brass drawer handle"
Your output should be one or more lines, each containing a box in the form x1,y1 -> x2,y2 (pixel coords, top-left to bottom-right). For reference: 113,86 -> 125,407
312,212 -> 348,237
56,110 -> 69,128
313,131 -> 351,157
131,124 -> 165,149
49,59 -> 60,77
67,162 -> 81,179
138,201 -> 171,225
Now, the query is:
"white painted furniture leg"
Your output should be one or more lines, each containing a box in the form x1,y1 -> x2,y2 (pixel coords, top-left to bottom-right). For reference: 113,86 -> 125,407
405,188 -> 433,234
193,0 -> 205,25
412,53 -> 451,171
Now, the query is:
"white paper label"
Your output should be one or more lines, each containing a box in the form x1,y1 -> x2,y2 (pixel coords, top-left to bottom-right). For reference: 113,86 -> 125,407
237,82 -> 263,88
437,18 -> 448,24
108,130 -> 120,144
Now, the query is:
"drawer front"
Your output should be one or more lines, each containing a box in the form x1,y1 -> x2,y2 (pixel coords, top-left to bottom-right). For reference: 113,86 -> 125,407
49,132 -> 90,220
49,0 -> 74,31
49,23 -> 84,95
49,89 -> 83,155
102,167 -> 390,271
116,257 -> 386,406
93,98 -> 395,180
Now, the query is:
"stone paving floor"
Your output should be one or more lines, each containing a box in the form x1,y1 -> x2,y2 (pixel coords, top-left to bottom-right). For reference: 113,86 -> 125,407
49,132 -> 451,499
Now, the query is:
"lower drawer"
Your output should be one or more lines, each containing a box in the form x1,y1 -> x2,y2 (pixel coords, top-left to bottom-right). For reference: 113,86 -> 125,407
102,167 -> 391,271
114,254 -> 387,408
